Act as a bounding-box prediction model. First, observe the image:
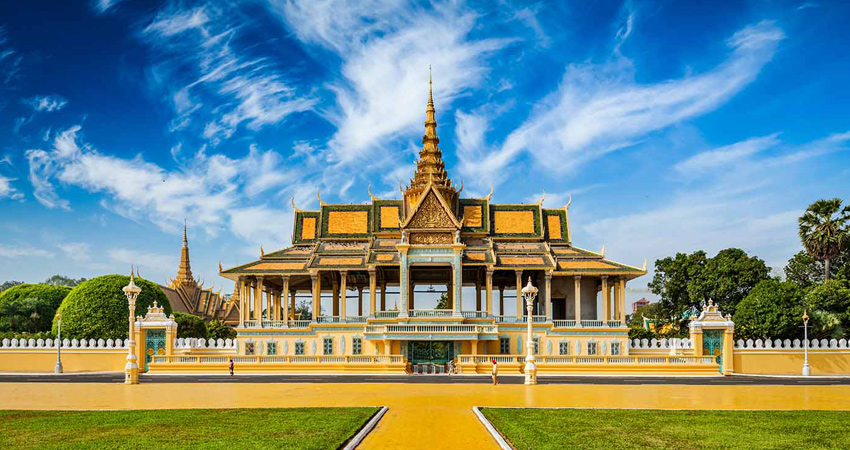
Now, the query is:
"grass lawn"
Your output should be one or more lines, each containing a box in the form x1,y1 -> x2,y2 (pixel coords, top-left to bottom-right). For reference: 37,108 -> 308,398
0,407 -> 379,450
481,408 -> 850,450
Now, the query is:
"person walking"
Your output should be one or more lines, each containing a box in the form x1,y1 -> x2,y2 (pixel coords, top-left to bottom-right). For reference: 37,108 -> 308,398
229,358 -> 234,376
491,359 -> 498,385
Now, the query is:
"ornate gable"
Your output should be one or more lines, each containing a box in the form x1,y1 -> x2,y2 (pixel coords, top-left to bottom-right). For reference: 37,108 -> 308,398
403,185 -> 460,230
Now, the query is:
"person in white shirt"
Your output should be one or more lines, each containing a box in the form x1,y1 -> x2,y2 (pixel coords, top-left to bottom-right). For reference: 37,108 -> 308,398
491,359 -> 499,385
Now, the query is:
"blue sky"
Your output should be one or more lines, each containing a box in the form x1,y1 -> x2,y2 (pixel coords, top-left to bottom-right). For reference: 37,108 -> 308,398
0,0 -> 848,307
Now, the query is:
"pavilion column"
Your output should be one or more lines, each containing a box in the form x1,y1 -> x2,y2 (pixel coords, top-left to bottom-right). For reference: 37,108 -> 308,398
369,269 -> 377,317
619,279 -> 627,322
272,289 -> 280,321
238,277 -> 246,326
358,287 -> 364,316
281,276 -> 290,324
380,281 -> 387,311
290,290 -> 296,320
399,251 -> 409,318
601,276 -> 609,322
499,286 -> 505,316
452,254 -> 463,316
574,275 -> 582,324
254,277 -> 263,321
515,270 -> 523,317
613,277 -> 620,322
544,271 -> 553,321
311,273 -> 321,321
332,278 -> 340,317
475,276 -> 482,312
485,268 -> 494,316
339,271 -> 348,320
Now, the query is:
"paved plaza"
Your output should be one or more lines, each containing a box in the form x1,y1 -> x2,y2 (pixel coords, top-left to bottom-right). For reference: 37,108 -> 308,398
2,379 -> 850,449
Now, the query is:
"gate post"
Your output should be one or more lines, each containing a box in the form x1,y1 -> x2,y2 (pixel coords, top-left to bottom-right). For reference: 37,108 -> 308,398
689,300 -> 735,375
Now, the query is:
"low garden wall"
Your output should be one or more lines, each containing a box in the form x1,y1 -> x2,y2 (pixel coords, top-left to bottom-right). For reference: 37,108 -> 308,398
0,338 -> 127,373
732,338 -> 850,375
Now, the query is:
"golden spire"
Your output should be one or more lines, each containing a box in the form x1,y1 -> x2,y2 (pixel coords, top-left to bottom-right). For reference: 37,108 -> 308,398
404,68 -> 457,215
173,220 -> 196,288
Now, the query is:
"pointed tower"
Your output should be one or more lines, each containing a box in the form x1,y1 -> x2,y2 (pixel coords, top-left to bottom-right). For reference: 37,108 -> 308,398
172,221 -> 197,288
404,71 -> 458,218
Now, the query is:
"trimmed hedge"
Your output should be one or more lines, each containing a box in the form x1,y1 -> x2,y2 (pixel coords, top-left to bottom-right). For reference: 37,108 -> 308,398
53,275 -> 171,340
0,284 -> 71,333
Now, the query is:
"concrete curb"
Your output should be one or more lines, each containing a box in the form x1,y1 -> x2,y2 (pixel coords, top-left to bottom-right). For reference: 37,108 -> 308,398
343,406 -> 388,450
473,406 -> 513,450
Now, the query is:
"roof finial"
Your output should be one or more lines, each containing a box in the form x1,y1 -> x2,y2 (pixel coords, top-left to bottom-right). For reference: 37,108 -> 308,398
182,219 -> 188,247
428,65 -> 433,105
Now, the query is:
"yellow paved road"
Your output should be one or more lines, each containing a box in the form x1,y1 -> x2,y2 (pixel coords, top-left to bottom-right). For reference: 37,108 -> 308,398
2,382 -> 850,449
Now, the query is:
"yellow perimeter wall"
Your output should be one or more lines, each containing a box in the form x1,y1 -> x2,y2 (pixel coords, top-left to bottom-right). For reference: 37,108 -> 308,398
0,349 -> 126,373
733,350 -> 850,375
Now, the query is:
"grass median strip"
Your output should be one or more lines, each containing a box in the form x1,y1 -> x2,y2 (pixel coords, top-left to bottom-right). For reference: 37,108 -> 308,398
0,407 -> 379,450
481,408 -> 850,450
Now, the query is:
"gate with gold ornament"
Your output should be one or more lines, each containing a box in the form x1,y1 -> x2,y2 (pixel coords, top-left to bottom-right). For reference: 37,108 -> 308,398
144,329 -> 166,371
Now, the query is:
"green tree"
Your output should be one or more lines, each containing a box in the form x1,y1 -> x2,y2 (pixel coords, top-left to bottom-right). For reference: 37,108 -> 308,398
173,312 -> 208,339
805,279 -> 850,336
436,292 -> 450,310
207,320 -> 237,340
0,284 -> 71,333
53,275 -> 171,340
798,198 -> 850,280
43,275 -> 88,287
649,248 -> 770,333
733,280 -> 804,340
293,300 -> 313,320
0,281 -> 25,293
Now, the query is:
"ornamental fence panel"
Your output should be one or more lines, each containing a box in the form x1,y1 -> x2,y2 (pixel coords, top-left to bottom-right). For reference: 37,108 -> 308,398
734,338 -> 850,350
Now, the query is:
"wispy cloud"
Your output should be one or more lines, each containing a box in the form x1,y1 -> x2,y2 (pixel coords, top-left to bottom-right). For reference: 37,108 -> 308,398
0,25 -> 22,85
25,124 -> 309,250
0,244 -> 54,259
457,20 -> 785,189
24,94 -> 68,112
142,4 -> 316,144
0,175 -> 23,201
58,242 -> 91,262
271,0 -> 509,174
92,0 -> 124,14
674,133 -> 781,174
108,248 -> 173,272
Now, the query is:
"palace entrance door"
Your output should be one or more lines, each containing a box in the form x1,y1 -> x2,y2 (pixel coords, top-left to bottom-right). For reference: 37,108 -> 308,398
408,341 -> 454,374
144,329 -> 166,371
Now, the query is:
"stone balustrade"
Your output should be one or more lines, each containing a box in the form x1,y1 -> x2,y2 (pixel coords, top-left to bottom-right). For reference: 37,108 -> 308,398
173,338 -> 237,349
0,337 -> 128,349
629,338 -> 694,350
734,338 -> 850,350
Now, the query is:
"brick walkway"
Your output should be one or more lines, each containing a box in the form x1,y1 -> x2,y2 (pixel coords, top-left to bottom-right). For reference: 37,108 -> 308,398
2,382 -> 850,449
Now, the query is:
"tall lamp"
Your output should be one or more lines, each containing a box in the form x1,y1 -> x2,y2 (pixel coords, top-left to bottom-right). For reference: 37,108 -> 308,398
54,312 -> 63,374
802,310 -> 810,377
521,277 -> 538,385
123,270 -> 141,385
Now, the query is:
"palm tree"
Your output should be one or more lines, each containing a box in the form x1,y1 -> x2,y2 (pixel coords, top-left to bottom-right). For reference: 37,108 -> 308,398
798,198 -> 850,280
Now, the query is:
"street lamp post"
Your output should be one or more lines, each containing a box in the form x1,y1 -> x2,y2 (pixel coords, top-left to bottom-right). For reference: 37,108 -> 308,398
802,310 -> 810,377
54,312 -> 63,374
521,277 -> 538,385
123,269 -> 141,385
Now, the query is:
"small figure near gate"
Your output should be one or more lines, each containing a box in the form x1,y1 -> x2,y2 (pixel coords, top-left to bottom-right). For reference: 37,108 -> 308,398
229,358 -> 234,376
491,359 -> 499,385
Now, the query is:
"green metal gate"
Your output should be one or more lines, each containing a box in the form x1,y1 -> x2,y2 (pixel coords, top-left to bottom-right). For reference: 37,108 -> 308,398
144,329 -> 166,371
703,329 -> 724,373
407,341 -> 454,365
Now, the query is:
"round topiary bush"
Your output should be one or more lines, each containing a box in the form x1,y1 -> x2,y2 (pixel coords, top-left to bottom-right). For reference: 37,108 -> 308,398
0,284 -> 71,333
174,312 -> 208,339
53,275 -> 171,340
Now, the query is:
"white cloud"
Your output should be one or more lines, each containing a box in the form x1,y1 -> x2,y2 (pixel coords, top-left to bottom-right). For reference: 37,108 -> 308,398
92,0 -> 124,14
0,174 -> 24,201
108,248 -> 174,272
58,242 -> 91,262
0,244 -> 54,259
457,21 -> 785,189
25,125 -> 309,249
142,4 -> 316,144
271,0 -> 508,168
229,206 -> 294,252
24,95 -> 68,112
674,133 -> 781,174
0,26 -> 22,85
